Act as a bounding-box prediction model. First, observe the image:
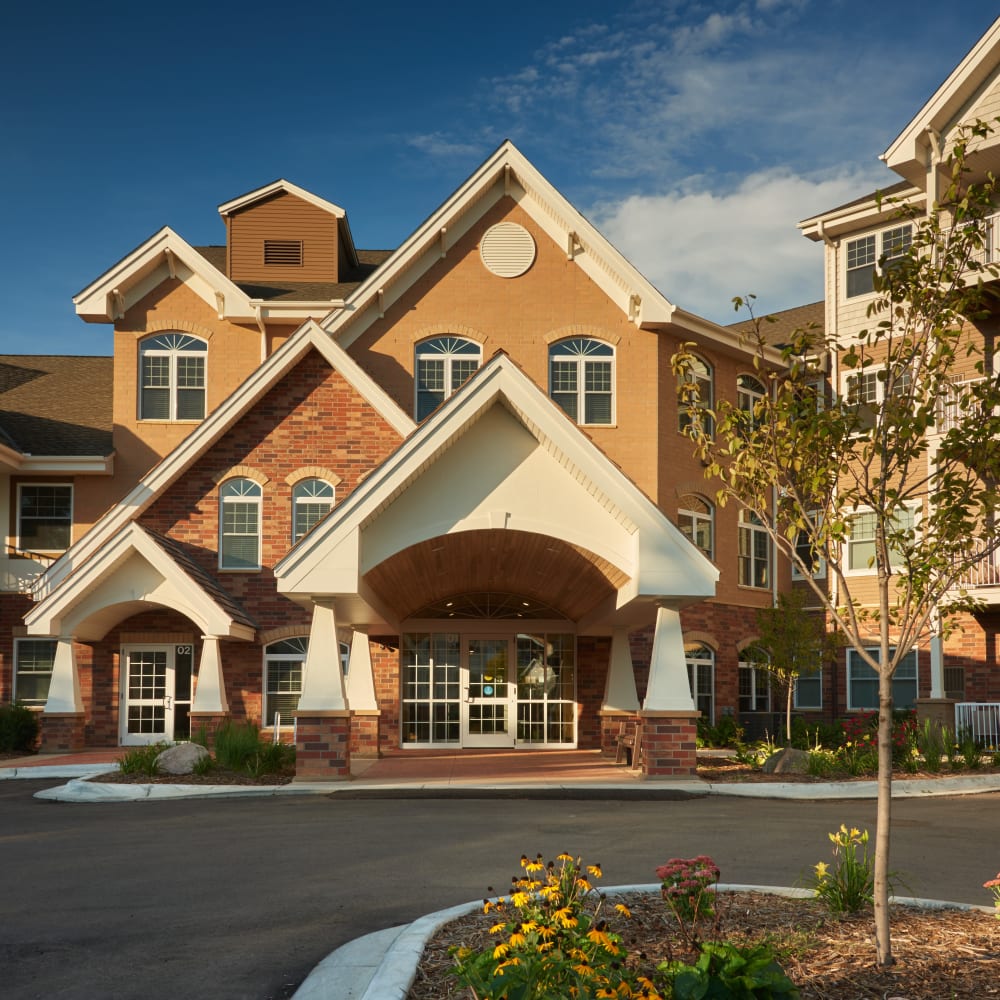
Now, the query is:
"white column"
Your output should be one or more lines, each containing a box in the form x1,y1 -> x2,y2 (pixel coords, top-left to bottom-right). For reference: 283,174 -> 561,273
299,600 -> 348,711
43,636 -> 82,714
602,629 -> 639,712
929,608 -> 945,699
345,629 -> 378,710
192,636 -> 228,712
642,606 -> 695,712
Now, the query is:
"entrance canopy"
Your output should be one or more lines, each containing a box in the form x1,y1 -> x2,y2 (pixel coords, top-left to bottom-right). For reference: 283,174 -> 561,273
274,354 -> 717,631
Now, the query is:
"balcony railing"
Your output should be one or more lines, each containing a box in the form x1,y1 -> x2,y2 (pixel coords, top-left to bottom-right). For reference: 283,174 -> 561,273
951,536 -> 1000,590
935,376 -> 985,435
954,702 -> 1000,747
964,211 -> 1000,268
0,547 -> 56,593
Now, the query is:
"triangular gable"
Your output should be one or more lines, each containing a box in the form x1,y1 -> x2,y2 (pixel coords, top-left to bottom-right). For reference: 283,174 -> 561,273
274,352 -> 718,625
31,321 -> 415,602
26,523 -> 256,641
883,17 -> 1000,186
73,226 -> 257,324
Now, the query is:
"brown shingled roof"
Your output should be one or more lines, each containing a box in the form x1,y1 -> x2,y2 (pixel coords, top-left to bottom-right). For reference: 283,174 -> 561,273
0,355 -> 113,456
192,246 -> 394,302
727,301 -> 825,349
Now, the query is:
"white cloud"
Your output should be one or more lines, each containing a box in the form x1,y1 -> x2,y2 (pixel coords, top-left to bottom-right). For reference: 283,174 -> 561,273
590,167 -> 880,323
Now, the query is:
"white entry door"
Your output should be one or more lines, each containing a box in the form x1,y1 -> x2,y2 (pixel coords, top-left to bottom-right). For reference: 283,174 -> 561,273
463,637 -> 515,748
120,646 -> 178,746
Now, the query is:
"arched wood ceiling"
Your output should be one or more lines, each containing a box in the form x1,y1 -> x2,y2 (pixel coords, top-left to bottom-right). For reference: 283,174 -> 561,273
364,529 -> 627,622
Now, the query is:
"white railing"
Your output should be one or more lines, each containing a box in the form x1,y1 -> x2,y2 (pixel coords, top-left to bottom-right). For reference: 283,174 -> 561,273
952,536 -> 1000,590
954,702 -> 1000,747
964,211 -> 1000,267
0,551 -> 53,593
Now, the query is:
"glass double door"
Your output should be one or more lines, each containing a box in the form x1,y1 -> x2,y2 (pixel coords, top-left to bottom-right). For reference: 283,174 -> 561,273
463,637 -> 514,747
119,645 -> 193,745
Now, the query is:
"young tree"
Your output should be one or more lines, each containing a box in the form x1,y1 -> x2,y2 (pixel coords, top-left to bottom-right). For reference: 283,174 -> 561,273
673,120 -> 1000,967
746,589 -> 840,746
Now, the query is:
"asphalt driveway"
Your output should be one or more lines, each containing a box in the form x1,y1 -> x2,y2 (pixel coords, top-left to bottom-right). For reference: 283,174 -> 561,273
3,778 -> 997,1000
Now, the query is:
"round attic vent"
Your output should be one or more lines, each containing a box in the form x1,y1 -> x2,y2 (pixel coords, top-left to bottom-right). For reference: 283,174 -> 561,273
480,222 -> 536,278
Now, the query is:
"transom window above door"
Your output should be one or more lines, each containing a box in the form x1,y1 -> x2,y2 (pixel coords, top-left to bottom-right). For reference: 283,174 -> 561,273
548,338 -> 614,425
414,336 -> 482,421
139,333 -> 207,421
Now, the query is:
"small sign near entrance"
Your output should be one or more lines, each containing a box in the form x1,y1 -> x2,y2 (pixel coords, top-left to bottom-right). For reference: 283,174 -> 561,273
483,684 -> 494,696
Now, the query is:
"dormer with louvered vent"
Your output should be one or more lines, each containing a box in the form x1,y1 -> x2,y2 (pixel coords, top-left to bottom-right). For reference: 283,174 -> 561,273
218,180 -> 358,286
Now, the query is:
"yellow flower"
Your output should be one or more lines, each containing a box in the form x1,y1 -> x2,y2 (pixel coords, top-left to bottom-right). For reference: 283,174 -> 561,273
492,942 -> 509,959
814,861 -> 829,880
520,920 -> 538,933
576,877 -> 592,891
489,922 -> 506,934
587,928 -> 619,953
587,864 -> 603,879
538,924 -> 556,940
555,907 -> 578,928
508,932 -> 526,948
557,852 -> 574,862
614,902 -> 632,918
511,891 -> 530,907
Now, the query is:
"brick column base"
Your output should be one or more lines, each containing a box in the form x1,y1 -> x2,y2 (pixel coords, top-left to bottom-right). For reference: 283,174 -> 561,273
350,711 -> 381,758
294,710 -> 351,780
639,710 -> 700,778
189,712 -> 230,747
39,713 -> 86,753
598,711 -> 640,758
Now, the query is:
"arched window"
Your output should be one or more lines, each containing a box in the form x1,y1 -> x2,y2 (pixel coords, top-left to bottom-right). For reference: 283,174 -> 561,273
548,338 -> 614,425
139,333 -> 207,420
292,479 -> 335,542
685,642 -> 715,723
678,355 -> 713,433
414,336 -> 482,420
220,478 -> 262,570
737,373 -> 766,425
738,644 -> 771,713
263,636 -> 349,728
677,493 -> 714,558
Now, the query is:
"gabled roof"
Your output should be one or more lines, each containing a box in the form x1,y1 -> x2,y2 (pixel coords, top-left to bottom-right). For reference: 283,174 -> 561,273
73,226 -> 258,324
882,17 -> 1000,187
25,522 -> 256,641
0,355 -> 114,473
275,351 -> 718,629
217,179 -> 346,220
31,321 -> 415,602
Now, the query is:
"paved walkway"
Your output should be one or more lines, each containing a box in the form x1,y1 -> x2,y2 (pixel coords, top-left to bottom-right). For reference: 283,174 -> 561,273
4,748 -> 999,999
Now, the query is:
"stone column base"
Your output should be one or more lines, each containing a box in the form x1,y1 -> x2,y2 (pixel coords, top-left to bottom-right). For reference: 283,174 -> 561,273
350,710 -> 381,758
188,712 -> 230,747
39,713 -> 86,753
915,698 -> 955,732
638,710 -> 700,778
598,711 -> 640,758
294,710 -> 351,780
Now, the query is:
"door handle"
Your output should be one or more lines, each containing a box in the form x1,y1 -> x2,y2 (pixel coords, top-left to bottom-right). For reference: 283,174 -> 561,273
164,695 -> 173,709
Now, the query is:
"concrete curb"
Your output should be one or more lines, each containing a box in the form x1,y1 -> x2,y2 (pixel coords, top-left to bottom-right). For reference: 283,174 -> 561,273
293,883 -> 996,1000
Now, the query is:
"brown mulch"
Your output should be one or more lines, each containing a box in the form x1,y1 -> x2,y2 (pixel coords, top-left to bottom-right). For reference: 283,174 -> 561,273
408,890 -> 1000,999
91,767 -> 293,785
697,759 -> 1000,783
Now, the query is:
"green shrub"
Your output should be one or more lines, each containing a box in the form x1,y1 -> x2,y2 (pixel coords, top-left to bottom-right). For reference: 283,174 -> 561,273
809,824 -> 875,915
117,743 -> 169,776
0,703 -> 40,753
212,720 -> 295,776
917,719 -> 947,773
958,728 -> 983,769
661,940 -> 800,999
698,715 -> 744,748
805,749 -> 841,778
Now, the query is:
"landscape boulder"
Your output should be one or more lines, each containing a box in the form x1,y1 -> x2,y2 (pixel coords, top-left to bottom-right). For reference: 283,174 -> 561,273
155,742 -> 211,775
761,747 -> 811,775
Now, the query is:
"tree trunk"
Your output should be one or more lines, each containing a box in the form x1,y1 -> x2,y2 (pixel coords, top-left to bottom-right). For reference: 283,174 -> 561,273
785,681 -> 793,746
874,669 -> 895,967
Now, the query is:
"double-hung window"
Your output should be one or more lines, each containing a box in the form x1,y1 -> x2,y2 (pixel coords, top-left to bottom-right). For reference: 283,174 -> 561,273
738,648 -> 771,713
220,478 -> 262,570
264,636 -> 348,727
677,494 -> 714,559
549,338 -> 614,425
737,373 -> 766,428
846,504 -> 917,573
848,647 -> 918,710
685,643 -> 715,723
292,479 -> 335,542
845,224 -> 912,298
139,333 -> 207,420
738,510 -> 771,588
14,638 -> 57,707
17,484 -> 73,552
414,337 -> 481,421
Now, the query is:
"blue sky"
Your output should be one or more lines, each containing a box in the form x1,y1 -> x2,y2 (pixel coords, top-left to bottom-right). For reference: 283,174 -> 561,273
2,1 -> 997,356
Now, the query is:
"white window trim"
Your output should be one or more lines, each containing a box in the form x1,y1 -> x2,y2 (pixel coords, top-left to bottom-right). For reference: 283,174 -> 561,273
685,644 -> 715,724
13,637 -> 57,707
677,495 -> 714,560
16,483 -> 73,554
844,501 -> 921,577
219,478 -> 263,571
548,338 -> 616,427
414,336 -> 482,421
844,223 -> 913,300
263,636 -> 348,728
678,354 -> 713,434
793,669 -> 823,709
847,647 -> 918,711
738,511 -> 772,589
138,333 -> 208,422
791,512 -> 827,581
291,479 -> 335,543
737,657 -> 772,713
